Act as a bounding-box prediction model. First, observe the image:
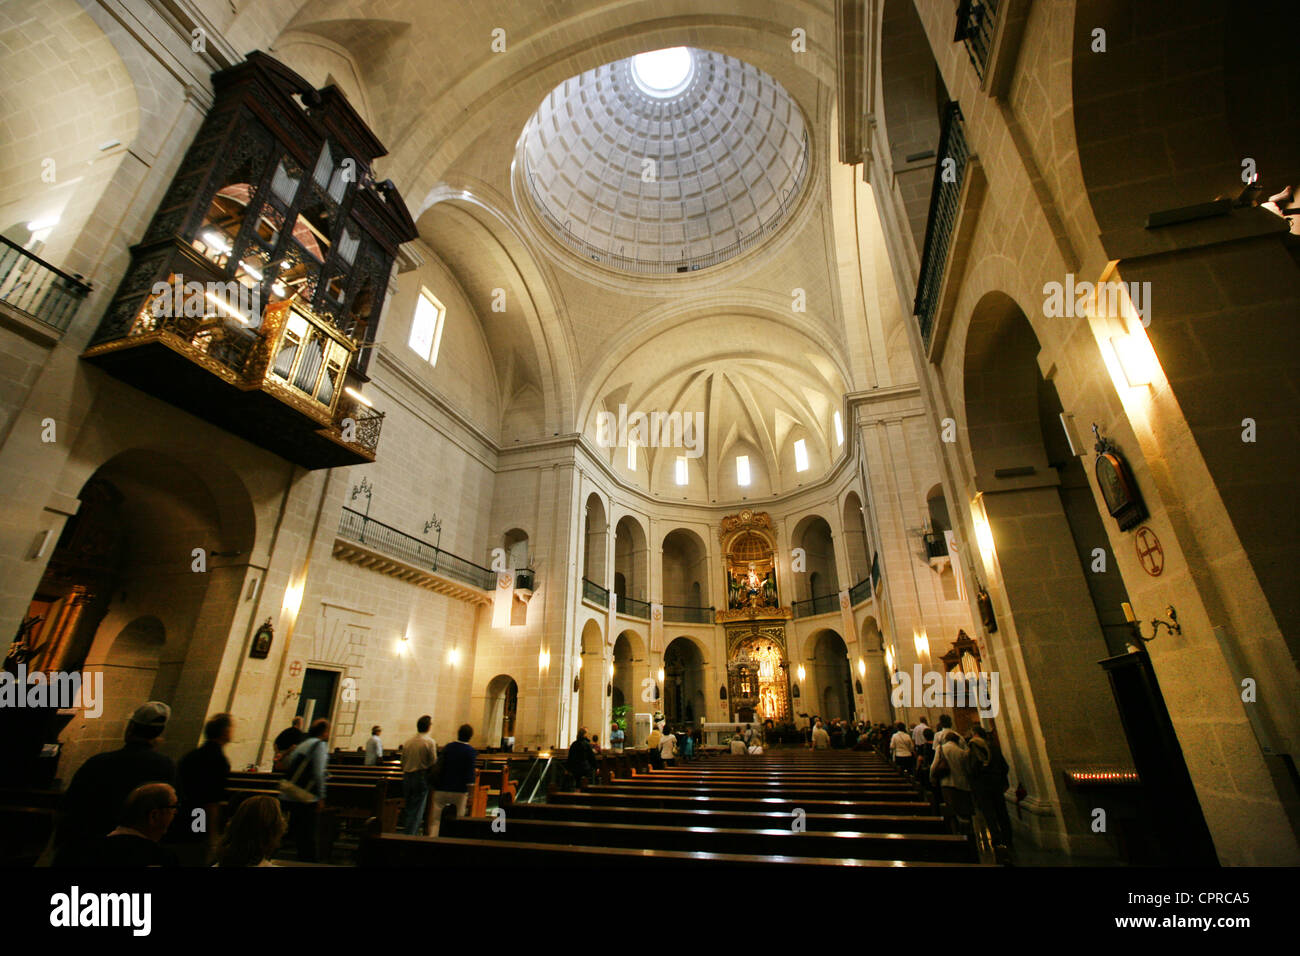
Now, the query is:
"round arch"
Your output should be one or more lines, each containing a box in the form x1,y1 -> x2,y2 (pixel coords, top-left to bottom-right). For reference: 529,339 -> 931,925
660,528 -> 710,608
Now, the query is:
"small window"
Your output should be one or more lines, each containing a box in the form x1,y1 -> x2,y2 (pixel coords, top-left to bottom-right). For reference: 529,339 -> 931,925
675,456 -> 688,486
736,455 -> 750,486
409,289 -> 445,365
834,410 -> 844,446
627,438 -> 638,471
794,438 -> 809,473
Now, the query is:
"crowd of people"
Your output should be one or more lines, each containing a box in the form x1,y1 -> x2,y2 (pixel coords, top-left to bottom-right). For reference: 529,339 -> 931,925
43,698 -> 486,867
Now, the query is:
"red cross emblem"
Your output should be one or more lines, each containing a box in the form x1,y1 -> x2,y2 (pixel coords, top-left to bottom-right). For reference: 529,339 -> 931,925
1134,526 -> 1164,577
288,660 -> 303,677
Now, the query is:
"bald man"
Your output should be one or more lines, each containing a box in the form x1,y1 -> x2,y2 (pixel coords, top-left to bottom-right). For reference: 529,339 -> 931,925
57,782 -> 180,867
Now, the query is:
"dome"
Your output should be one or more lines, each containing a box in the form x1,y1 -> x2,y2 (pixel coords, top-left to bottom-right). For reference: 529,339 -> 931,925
519,47 -> 808,274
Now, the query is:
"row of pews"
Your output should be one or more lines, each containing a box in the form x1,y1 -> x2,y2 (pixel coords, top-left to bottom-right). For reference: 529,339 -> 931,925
361,748 -> 984,869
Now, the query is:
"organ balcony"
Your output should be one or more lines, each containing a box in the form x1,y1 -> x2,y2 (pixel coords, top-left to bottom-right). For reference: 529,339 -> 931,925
81,51 -> 416,469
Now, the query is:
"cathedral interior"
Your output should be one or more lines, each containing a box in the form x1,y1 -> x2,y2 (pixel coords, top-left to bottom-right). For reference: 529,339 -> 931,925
0,0 -> 1297,888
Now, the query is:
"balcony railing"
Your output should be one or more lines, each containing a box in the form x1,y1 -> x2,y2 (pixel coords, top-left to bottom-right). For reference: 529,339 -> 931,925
849,577 -> 873,606
913,102 -> 970,348
662,604 -> 714,625
582,578 -> 609,608
923,532 -> 949,560
0,235 -> 91,331
338,507 -> 495,590
792,594 -> 840,619
616,595 -> 651,619
955,0 -> 999,81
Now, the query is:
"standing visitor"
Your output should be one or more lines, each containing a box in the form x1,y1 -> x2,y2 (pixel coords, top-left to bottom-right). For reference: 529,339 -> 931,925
170,712 -> 233,864
397,715 -> 437,835
364,726 -> 383,765
811,720 -> 830,750
610,721 -> 625,751
889,721 -> 916,774
281,719 -> 329,862
567,726 -> 598,788
430,724 -> 479,835
659,725 -> 679,766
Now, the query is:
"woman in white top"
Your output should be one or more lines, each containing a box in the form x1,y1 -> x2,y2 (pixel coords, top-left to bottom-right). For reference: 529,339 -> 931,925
659,727 -> 679,765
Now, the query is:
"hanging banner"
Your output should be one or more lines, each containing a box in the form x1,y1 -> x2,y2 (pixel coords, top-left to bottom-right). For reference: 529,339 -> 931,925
607,590 -> 618,646
650,603 -> 664,653
945,531 -> 967,603
492,572 -> 513,628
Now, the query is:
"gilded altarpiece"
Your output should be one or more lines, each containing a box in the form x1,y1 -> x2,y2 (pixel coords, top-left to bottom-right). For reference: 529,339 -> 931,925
716,511 -> 793,722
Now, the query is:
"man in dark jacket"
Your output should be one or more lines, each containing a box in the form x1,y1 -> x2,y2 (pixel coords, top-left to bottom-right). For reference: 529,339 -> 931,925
53,701 -> 175,863
566,726 -> 597,790
430,723 -> 479,835
62,783 -> 180,867
168,712 -> 233,863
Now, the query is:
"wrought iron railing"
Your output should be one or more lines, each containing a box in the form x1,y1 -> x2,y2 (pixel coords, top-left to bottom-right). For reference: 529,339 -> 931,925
662,604 -> 714,624
523,135 -> 809,275
923,532 -> 949,560
337,507 -> 496,590
955,0 -> 999,81
582,578 -> 609,608
792,594 -> 840,619
617,595 -> 651,619
849,576 -> 873,606
913,102 -> 970,348
333,393 -> 384,457
0,235 -> 91,331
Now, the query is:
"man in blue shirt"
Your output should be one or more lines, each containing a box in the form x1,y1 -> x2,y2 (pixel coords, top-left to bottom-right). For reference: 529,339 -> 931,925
283,719 -> 329,861
430,724 -> 478,835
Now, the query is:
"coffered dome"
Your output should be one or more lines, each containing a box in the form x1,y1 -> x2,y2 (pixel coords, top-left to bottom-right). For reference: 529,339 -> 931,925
519,47 -> 808,274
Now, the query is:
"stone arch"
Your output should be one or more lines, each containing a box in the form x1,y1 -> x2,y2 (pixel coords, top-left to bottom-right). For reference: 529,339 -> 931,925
841,491 -> 871,585
809,629 -> 852,722
660,528 -> 709,609
583,493 -> 608,587
613,514 -> 649,606
483,673 -> 519,749
790,514 -> 839,604
663,635 -> 707,726
503,528 -> 530,569
612,629 -> 646,714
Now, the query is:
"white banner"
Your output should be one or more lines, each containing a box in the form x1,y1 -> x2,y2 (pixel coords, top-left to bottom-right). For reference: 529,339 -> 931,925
945,531 -> 966,603
650,603 -> 663,653
492,572 -> 513,628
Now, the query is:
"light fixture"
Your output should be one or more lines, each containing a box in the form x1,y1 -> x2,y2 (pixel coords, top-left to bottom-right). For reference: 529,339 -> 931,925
343,386 -> 373,408
972,495 -> 996,565
205,290 -> 249,324
609,663 -> 615,678
796,664 -> 806,682
281,580 -> 304,618
1110,335 -> 1155,388
447,647 -> 460,666
657,667 -> 665,684
913,630 -> 930,660
575,657 -> 582,671
538,649 -> 550,671
857,658 -> 866,677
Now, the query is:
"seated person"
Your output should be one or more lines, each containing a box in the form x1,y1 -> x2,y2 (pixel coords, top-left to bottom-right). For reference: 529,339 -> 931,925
58,783 -> 180,867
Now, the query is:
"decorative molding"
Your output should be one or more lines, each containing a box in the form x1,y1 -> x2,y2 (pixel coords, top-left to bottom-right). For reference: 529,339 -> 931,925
331,537 -> 491,606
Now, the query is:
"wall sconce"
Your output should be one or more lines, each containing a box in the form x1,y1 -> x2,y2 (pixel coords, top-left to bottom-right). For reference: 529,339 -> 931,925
857,658 -> 866,677
884,646 -> 895,672
281,579 -> 304,618
796,664 -> 806,683
609,662 -> 615,678
1123,602 -> 1181,646
447,647 -> 460,666
657,667 -> 665,684
538,649 -> 550,671
1110,335 -> 1155,388
575,656 -> 582,672
971,495 -> 996,565
913,630 -> 930,660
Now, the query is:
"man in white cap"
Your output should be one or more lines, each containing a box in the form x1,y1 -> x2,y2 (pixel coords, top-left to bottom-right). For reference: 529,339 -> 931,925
53,700 -> 175,863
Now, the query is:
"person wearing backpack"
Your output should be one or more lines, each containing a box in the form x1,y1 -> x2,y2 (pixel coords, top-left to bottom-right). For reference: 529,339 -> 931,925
968,726 -> 1013,848
280,719 -> 329,862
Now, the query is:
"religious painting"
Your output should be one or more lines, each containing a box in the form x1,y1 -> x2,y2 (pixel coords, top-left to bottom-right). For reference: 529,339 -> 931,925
250,618 -> 274,659
1092,425 -> 1148,532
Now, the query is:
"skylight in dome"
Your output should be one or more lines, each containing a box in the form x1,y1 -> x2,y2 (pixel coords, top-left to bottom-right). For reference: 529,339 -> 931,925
631,47 -> 694,97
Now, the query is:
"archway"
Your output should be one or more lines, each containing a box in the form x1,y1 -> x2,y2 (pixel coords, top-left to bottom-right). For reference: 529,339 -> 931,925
963,291 -> 1212,861
583,493 -> 608,587
12,448 -> 254,778
791,515 -> 838,606
612,630 -> 645,724
811,630 -> 853,723
661,528 -> 709,612
483,674 -> 519,750
842,492 -> 871,586
663,637 -> 706,728
613,515 -> 649,610
577,619 -> 605,736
